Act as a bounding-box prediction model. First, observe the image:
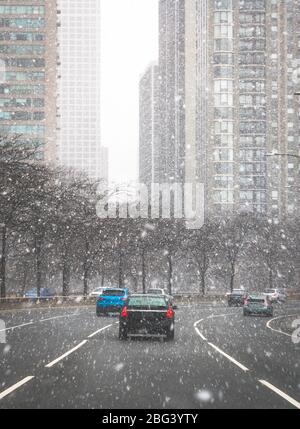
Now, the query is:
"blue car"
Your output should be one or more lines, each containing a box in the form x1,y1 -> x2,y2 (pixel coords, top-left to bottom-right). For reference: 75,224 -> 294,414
96,288 -> 129,316
24,288 -> 55,299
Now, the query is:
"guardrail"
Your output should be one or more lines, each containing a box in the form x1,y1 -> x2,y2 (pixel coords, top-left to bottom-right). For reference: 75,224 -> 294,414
0,293 -> 299,311
0,295 -> 96,310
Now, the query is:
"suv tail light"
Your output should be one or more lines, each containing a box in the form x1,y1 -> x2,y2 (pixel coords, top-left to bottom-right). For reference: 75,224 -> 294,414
97,297 -> 104,302
121,307 -> 128,318
166,308 -> 174,319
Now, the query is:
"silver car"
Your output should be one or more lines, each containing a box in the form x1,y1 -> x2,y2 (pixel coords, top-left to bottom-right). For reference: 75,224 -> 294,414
264,288 -> 287,303
89,287 -> 107,298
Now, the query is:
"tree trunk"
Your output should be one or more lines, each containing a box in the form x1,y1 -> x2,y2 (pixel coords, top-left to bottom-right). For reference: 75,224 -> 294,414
133,276 -> 138,293
62,263 -> 71,297
83,267 -> 89,297
200,254 -> 207,296
269,267 -> 273,289
83,241 -> 90,296
118,251 -> 124,288
167,253 -> 173,296
142,248 -> 146,294
0,224 -> 7,298
200,273 -> 206,297
21,264 -> 28,296
230,263 -> 235,293
35,236 -> 42,298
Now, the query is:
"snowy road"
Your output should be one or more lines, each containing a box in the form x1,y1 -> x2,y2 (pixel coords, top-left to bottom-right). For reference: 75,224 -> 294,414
0,302 -> 299,409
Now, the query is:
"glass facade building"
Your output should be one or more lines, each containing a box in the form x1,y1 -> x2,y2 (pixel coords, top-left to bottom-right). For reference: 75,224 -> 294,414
0,0 -> 58,162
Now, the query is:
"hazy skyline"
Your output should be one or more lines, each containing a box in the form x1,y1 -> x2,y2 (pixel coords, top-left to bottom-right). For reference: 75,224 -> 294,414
101,0 -> 158,183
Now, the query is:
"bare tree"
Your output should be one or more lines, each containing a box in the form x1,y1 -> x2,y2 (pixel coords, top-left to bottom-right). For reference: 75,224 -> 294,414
219,213 -> 256,293
0,137 -> 46,297
187,221 -> 219,296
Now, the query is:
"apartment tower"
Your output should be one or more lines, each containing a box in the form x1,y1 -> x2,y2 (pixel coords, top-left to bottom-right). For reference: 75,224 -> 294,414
58,0 -> 104,180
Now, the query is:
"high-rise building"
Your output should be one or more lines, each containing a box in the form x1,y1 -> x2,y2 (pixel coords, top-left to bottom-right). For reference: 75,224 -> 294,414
58,0 -> 104,180
158,0 -> 186,184
100,146 -> 109,183
196,0 -> 300,218
139,62 -> 160,188
0,0 -> 58,163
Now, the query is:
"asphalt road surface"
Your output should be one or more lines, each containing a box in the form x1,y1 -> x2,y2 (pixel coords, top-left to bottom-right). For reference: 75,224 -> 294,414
0,301 -> 300,409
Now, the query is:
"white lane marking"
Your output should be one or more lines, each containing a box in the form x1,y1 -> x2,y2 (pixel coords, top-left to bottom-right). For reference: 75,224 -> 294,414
266,315 -> 298,338
195,326 -> 207,341
193,320 -> 207,341
193,313 -> 237,342
194,313 -> 249,371
45,323 -> 115,367
40,314 -> 79,323
0,321 -> 34,332
208,342 -> 249,372
0,376 -> 35,401
259,380 -> 300,410
0,313 -> 81,333
45,340 -> 88,368
88,323 -> 114,338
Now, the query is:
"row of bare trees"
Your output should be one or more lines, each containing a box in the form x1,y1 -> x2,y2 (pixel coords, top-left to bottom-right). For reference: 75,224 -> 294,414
1,137 -> 299,298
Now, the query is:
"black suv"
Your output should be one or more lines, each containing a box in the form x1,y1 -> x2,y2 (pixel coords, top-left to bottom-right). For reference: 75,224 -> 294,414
228,289 -> 247,307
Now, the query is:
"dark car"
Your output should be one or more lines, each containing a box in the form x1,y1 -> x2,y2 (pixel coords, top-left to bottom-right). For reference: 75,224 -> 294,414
24,288 -> 55,299
228,289 -> 247,307
119,294 -> 175,341
243,294 -> 273,317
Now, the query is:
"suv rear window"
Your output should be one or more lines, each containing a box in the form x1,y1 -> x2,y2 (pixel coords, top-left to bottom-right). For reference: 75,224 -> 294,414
248,297 -> 265,303
102,290 -> 125,297
147,289 -> 163,295
128,296 -> 167,309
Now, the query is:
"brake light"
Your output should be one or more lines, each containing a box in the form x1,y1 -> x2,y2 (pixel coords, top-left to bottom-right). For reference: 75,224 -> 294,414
121,307 -> 128,318
97,297 -> 104,302
166,308 -> 173,319
120,298 -> 127,301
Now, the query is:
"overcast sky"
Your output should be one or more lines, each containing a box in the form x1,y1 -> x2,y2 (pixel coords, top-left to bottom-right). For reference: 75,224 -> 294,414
101,0 -> 159,183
